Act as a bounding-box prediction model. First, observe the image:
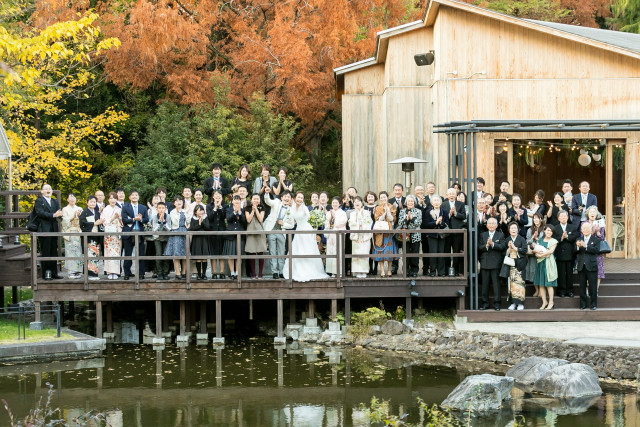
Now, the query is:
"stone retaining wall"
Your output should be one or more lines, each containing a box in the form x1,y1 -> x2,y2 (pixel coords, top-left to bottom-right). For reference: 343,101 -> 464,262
302,320 -> 640,381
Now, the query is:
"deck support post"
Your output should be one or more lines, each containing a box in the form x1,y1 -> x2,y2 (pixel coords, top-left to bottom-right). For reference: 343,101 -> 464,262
405,297 -> 412,321
331,299 -> 337,322
274,299 -> 285,344
162,302 -> 169,333
106,302 -> 113,333
155,300 -> 162,338
345,298 -> 350,325
35,301 -> 41,322
179,301 -> 186,336
213,300 -> 224,345
96,301 -> 103,339
308,299 -> 315,319
199,301 -> 207,334
289,300 -> 296,323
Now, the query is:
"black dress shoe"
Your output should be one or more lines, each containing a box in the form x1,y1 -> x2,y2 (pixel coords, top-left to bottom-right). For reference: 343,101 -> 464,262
152,274 -> 158,279
438,273 -> 446,277
123,275 -> 130,280
591,306 -> 597,310
410,272 -> 417,277
428,272 -> 436,277
557,293 -> 565,298
52,275 -> 63,280
273,273 -> 279,279
494,305 -> 501,311
479,305 -> 489,311
580,305 -> 587,310
567,292 -> 574,297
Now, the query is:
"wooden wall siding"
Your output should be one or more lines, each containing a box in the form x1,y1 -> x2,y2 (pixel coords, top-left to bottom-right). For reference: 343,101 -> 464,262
384,30 -> 434,87
436,6 -> 640,80
341,95 -> 383,191
343,64 -> 385,95
626,141 -> 640,259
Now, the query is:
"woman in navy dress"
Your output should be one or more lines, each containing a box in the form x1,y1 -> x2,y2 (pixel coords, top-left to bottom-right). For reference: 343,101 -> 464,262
207,190 -> 227,279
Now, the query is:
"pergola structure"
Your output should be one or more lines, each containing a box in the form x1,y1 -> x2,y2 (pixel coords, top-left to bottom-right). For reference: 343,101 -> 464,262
435,119 -> 640,310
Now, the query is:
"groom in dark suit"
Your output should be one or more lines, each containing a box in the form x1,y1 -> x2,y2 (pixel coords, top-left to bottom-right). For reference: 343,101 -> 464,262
122,190 -> 149,280
478,217 -> 506,310
34,184 -> 63,279
571,181 -> 598,224
388,183 -> 406,275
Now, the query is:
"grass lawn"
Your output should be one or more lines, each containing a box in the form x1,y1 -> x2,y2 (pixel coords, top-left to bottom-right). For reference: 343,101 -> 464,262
0,319 -> 75,345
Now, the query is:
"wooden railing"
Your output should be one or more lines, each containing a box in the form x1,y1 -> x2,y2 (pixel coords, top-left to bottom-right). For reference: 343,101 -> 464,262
30,228 -> 467,289
0,190 -> 61,237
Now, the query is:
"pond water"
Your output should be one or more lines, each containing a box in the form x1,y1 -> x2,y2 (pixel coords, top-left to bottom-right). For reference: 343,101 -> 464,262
0,338 -> 637,426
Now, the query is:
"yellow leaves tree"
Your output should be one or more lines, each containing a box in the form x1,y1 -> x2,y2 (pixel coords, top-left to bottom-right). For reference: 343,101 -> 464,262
0,11 -> 127,190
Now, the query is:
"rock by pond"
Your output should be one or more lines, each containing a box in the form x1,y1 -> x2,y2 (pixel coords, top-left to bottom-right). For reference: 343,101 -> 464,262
533,363 -> 603,398
506,356 -> 569,385
441,374 -> 514,412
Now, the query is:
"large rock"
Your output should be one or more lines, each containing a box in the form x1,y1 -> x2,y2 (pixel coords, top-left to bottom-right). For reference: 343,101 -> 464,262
506,356 -> 569,385
533,363 -> 602,398
442,374 -> 514,412
380,320 -> 404,336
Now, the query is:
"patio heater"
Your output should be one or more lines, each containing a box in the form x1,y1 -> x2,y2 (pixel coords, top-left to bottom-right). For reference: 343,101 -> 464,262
388,157 -> 428,194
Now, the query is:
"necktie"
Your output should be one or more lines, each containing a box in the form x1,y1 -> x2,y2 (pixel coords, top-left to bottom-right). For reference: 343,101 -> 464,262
133,205 -> 139,230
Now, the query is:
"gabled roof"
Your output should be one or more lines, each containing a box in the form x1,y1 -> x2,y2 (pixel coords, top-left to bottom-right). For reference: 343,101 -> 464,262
334,0 -> 640,76
524,19 -> 640,55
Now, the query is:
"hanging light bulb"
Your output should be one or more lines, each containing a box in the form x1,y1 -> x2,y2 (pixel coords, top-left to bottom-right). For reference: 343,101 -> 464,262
503,143 -> 508,151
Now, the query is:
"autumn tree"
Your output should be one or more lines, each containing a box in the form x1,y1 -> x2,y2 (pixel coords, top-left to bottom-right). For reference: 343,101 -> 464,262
0,12 -> 128,191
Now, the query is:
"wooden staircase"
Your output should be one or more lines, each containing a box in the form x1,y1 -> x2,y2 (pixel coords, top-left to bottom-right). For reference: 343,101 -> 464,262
457,260 -> 640,322
0,234 -> 37,296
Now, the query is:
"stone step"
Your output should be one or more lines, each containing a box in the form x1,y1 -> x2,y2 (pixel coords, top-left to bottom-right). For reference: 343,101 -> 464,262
457,308 -> 640,322
522,295 -> 640,310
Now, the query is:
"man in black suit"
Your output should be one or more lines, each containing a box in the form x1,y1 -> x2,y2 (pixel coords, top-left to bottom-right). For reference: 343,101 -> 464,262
442,187 -> 467,275
576,222 -> 601,310
204,163 -> 229,202
388,183 -> 406,275
34,184 -> 63,280
571,181 -> 598,224
115,187 -> 126,209
474,198 -> 489,235
121,190 -> 149,280
553,210 -> 577,297
478,217 -> 506,310
473,177 -> 485,203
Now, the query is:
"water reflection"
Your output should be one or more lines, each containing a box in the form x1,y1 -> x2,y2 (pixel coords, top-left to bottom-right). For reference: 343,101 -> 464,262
0,338 -> 637,426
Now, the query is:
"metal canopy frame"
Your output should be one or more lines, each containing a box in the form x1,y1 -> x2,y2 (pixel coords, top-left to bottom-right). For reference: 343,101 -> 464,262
434,119 -> 640,310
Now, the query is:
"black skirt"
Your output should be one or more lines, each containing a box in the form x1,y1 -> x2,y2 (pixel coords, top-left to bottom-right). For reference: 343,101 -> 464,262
191,235 -> 211,256
209,235 -> 224,255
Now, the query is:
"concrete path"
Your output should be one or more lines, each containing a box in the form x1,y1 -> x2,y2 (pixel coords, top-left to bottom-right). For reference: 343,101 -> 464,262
454,321 -> 640,348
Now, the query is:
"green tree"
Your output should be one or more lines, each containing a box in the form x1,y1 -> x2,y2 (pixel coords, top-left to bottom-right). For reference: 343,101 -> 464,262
610,0 -> 640,33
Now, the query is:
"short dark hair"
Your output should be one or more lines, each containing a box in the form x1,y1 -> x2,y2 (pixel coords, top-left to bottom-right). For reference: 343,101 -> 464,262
232,195 -> 241,201
210,163 -> 222,171
261,163 -> 271,173
379,190 -> 389,198
563,179 -> 573,187
512,192 -> 522,202
116,187 -> 125,193
278,166 -> 288,175
501,180 -> 510,186
507,221 -> 520,231
193,205 -> 205,215
364,190 -> 377,203
331,196 -> 341,204
87,195 -> 96,202
319,191 -> 328,197
67,192 -> 76,198
310,191 -> 319,198
157,201 -> 166,207
155,187 -> 167,194
108,192 -> 117,200
495,201 -> 508,211
347,186 -> 357,193
281,190 -> 292,198
477,177 -> 485,185
129,190 -> 139,196
193,188 -> 204,195
393,183 -> 403,190
173,195 -> 184,203
535,189 -> 545,200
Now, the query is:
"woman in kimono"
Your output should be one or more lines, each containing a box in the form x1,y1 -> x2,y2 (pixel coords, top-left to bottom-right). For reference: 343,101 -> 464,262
325,197 -> 348,277
102,192 -> 123,279
61,193 -> 83,278
501,222 -> 529,311
348,196 -> 373,278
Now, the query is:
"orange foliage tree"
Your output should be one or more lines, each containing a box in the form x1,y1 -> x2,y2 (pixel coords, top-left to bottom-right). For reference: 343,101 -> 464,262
34,0 -> 423,147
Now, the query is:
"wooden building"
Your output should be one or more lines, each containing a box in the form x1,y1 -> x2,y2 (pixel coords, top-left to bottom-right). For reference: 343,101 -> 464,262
335,0 -> 640,258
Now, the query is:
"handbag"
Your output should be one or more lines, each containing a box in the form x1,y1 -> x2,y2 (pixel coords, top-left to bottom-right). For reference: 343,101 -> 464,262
26,210 -> 40,232
503,255 -> 515,267
598,240 -> 612,254
372,220 -> 389,231
395,227 -> 411,243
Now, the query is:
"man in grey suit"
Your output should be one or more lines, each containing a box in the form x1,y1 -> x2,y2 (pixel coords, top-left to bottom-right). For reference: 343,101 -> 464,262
263,188 -> 294,279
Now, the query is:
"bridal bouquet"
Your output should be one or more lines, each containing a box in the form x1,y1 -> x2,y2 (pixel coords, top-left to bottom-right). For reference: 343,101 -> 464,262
308,210 -> 326,229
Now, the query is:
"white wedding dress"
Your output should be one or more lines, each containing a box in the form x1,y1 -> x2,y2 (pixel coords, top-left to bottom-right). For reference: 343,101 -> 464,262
283,205 -> 330,282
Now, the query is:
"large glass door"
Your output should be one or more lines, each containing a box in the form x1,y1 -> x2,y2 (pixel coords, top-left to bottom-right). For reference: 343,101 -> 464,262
606,141 -> 625,257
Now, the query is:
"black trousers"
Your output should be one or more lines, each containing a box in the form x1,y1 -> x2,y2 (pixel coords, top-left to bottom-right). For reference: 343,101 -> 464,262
39,236 -> 58,278
557,259 -> 574,296
481,268 -> 501,306
405,241 -> 420,274
421,234 -> 429,273
427,236 -> 446,275
578,267 -> 598,308
445,233 -> 464,274
123,235 -> 146,277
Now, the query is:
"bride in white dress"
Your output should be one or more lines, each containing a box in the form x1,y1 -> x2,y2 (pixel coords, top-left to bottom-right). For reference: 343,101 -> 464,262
283,192 -> 330,282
